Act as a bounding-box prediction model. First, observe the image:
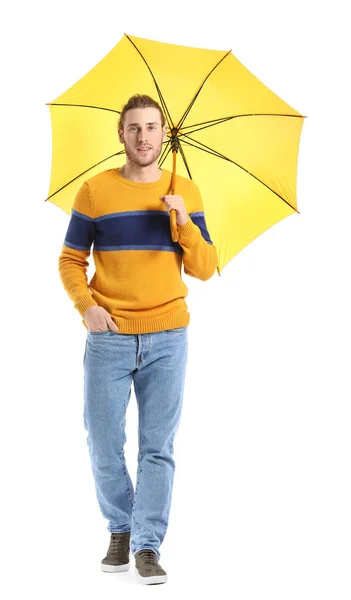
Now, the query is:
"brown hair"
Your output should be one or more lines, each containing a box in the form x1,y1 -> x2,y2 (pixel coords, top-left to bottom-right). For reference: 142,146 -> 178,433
117,94 -> 166,132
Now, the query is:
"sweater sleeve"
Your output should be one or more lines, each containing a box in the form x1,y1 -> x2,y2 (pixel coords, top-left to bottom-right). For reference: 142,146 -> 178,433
177,181 -> 218,281
58,182 -> 99,317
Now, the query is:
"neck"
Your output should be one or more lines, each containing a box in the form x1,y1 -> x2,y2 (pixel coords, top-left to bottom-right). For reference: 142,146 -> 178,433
119,162 -> 162,183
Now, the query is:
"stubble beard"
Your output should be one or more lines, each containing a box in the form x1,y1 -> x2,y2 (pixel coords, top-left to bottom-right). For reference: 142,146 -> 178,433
124,138 -> 163,168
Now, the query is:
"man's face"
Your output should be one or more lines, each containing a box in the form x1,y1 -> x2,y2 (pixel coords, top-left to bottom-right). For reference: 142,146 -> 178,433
119,107 -> 167,168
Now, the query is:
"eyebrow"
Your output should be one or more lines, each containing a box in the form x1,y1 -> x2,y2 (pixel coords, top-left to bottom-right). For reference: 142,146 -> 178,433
126,122 -> 159,126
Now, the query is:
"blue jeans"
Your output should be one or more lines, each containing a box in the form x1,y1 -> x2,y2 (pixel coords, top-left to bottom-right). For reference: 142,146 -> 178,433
83,326 -> 188,559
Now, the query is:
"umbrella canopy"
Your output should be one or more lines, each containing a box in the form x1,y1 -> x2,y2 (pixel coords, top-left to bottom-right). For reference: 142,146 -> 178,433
46,33 -> 306,274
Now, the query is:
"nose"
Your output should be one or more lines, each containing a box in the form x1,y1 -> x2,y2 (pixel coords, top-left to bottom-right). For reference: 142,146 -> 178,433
138,128 -> 149,143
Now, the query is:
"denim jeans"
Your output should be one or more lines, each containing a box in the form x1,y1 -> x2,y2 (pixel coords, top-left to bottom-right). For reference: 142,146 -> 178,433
83,325 -> 188,559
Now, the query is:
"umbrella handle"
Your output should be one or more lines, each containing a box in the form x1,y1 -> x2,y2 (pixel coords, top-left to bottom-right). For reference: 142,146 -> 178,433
169,150 -> 221,276
170,209 -> 178,242
170,150 -> 179,243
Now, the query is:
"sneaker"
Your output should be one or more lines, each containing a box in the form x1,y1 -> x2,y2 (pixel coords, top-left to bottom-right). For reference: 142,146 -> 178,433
100,531 -> 131,572
134,549 -> 168,585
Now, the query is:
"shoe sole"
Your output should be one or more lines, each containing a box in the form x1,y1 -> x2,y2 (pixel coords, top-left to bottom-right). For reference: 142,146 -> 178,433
101,562 -> 130,572
135,571 -> 167,585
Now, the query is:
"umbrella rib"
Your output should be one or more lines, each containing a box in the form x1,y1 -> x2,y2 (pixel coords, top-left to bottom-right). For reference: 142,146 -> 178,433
177,50 -> 232,131
124,34 -> 175,131
179,113 -> 306,138
179,116 -> 235,134
158,137 -> 193,179
180,116 -> 234,130
159,139 -> 172,164
44,150 -> 126,201
159,142 -> 173,168
178,143 -> 193,179
180,137 -> 227,160
46,103 -> 120,114
181,135 -> 298,212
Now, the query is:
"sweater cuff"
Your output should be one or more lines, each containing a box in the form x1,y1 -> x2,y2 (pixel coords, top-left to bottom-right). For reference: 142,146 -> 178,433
177,216 -> 198,238
74,293 -> 98,317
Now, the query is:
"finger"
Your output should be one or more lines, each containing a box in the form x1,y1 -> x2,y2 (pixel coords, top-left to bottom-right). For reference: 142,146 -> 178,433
89,325 -> 109,332
108,319 -> 119,332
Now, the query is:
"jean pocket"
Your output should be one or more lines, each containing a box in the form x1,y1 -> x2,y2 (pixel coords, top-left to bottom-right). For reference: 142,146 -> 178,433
88,329 -> 110,335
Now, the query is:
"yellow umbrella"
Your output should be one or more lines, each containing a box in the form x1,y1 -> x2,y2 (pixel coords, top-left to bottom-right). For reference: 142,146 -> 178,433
46,33 -> 306,275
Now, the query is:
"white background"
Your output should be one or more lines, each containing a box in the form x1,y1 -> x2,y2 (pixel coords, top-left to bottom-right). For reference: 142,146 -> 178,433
1,0 -> 350,598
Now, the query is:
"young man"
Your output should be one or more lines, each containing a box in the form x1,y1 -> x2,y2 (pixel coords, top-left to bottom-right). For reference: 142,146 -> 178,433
58,94 -> 218,585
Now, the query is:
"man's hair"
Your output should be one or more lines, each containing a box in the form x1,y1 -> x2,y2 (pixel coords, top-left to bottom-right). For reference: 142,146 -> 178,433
117,94 -> 166,131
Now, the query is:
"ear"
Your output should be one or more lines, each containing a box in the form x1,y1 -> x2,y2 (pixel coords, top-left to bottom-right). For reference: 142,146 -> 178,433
118,129 -> 124,144
162,125 -> 167,141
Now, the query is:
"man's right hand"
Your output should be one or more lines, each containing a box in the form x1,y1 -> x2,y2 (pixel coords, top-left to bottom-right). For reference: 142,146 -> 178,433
83,306 -> 119,333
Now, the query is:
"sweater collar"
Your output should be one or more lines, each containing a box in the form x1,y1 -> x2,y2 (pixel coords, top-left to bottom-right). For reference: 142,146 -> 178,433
113,167 -> 170,189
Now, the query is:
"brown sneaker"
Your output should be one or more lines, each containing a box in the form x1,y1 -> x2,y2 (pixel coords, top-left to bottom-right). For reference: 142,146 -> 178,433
134,549 -> 167,585
100,531 -> 130,572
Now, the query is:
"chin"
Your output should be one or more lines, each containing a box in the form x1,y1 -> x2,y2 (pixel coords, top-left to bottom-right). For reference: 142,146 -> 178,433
135,155 -> 158,167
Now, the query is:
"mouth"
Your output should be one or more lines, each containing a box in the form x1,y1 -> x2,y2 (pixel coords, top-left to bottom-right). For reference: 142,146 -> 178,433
137,147 -> 152,153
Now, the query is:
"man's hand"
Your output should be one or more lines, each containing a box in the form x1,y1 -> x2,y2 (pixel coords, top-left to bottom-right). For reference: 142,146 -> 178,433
160,195 -> 189,226
83,306 -> 119,333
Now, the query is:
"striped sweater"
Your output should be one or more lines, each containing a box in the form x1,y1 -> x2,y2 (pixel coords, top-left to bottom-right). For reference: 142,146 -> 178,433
58,167 -> 218,334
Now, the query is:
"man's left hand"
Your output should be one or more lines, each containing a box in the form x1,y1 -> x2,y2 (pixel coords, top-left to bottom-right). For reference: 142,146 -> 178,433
160,195 -> 189,226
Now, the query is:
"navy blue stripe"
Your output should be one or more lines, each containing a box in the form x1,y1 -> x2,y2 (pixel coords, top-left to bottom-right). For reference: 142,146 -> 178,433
190,214 -> 213,244
95,210 -> 168,221
95,213 -> 181,252
94,244 -> 183,254
63,212 -> 95,250
64,209 -> 213,251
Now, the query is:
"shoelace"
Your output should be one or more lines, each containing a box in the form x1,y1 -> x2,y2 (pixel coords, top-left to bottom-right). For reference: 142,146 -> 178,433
110,533 -> 128,553
137,549 -> 158,564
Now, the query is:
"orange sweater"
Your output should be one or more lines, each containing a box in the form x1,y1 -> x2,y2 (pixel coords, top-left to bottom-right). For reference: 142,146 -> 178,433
58,167 -> 218,334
